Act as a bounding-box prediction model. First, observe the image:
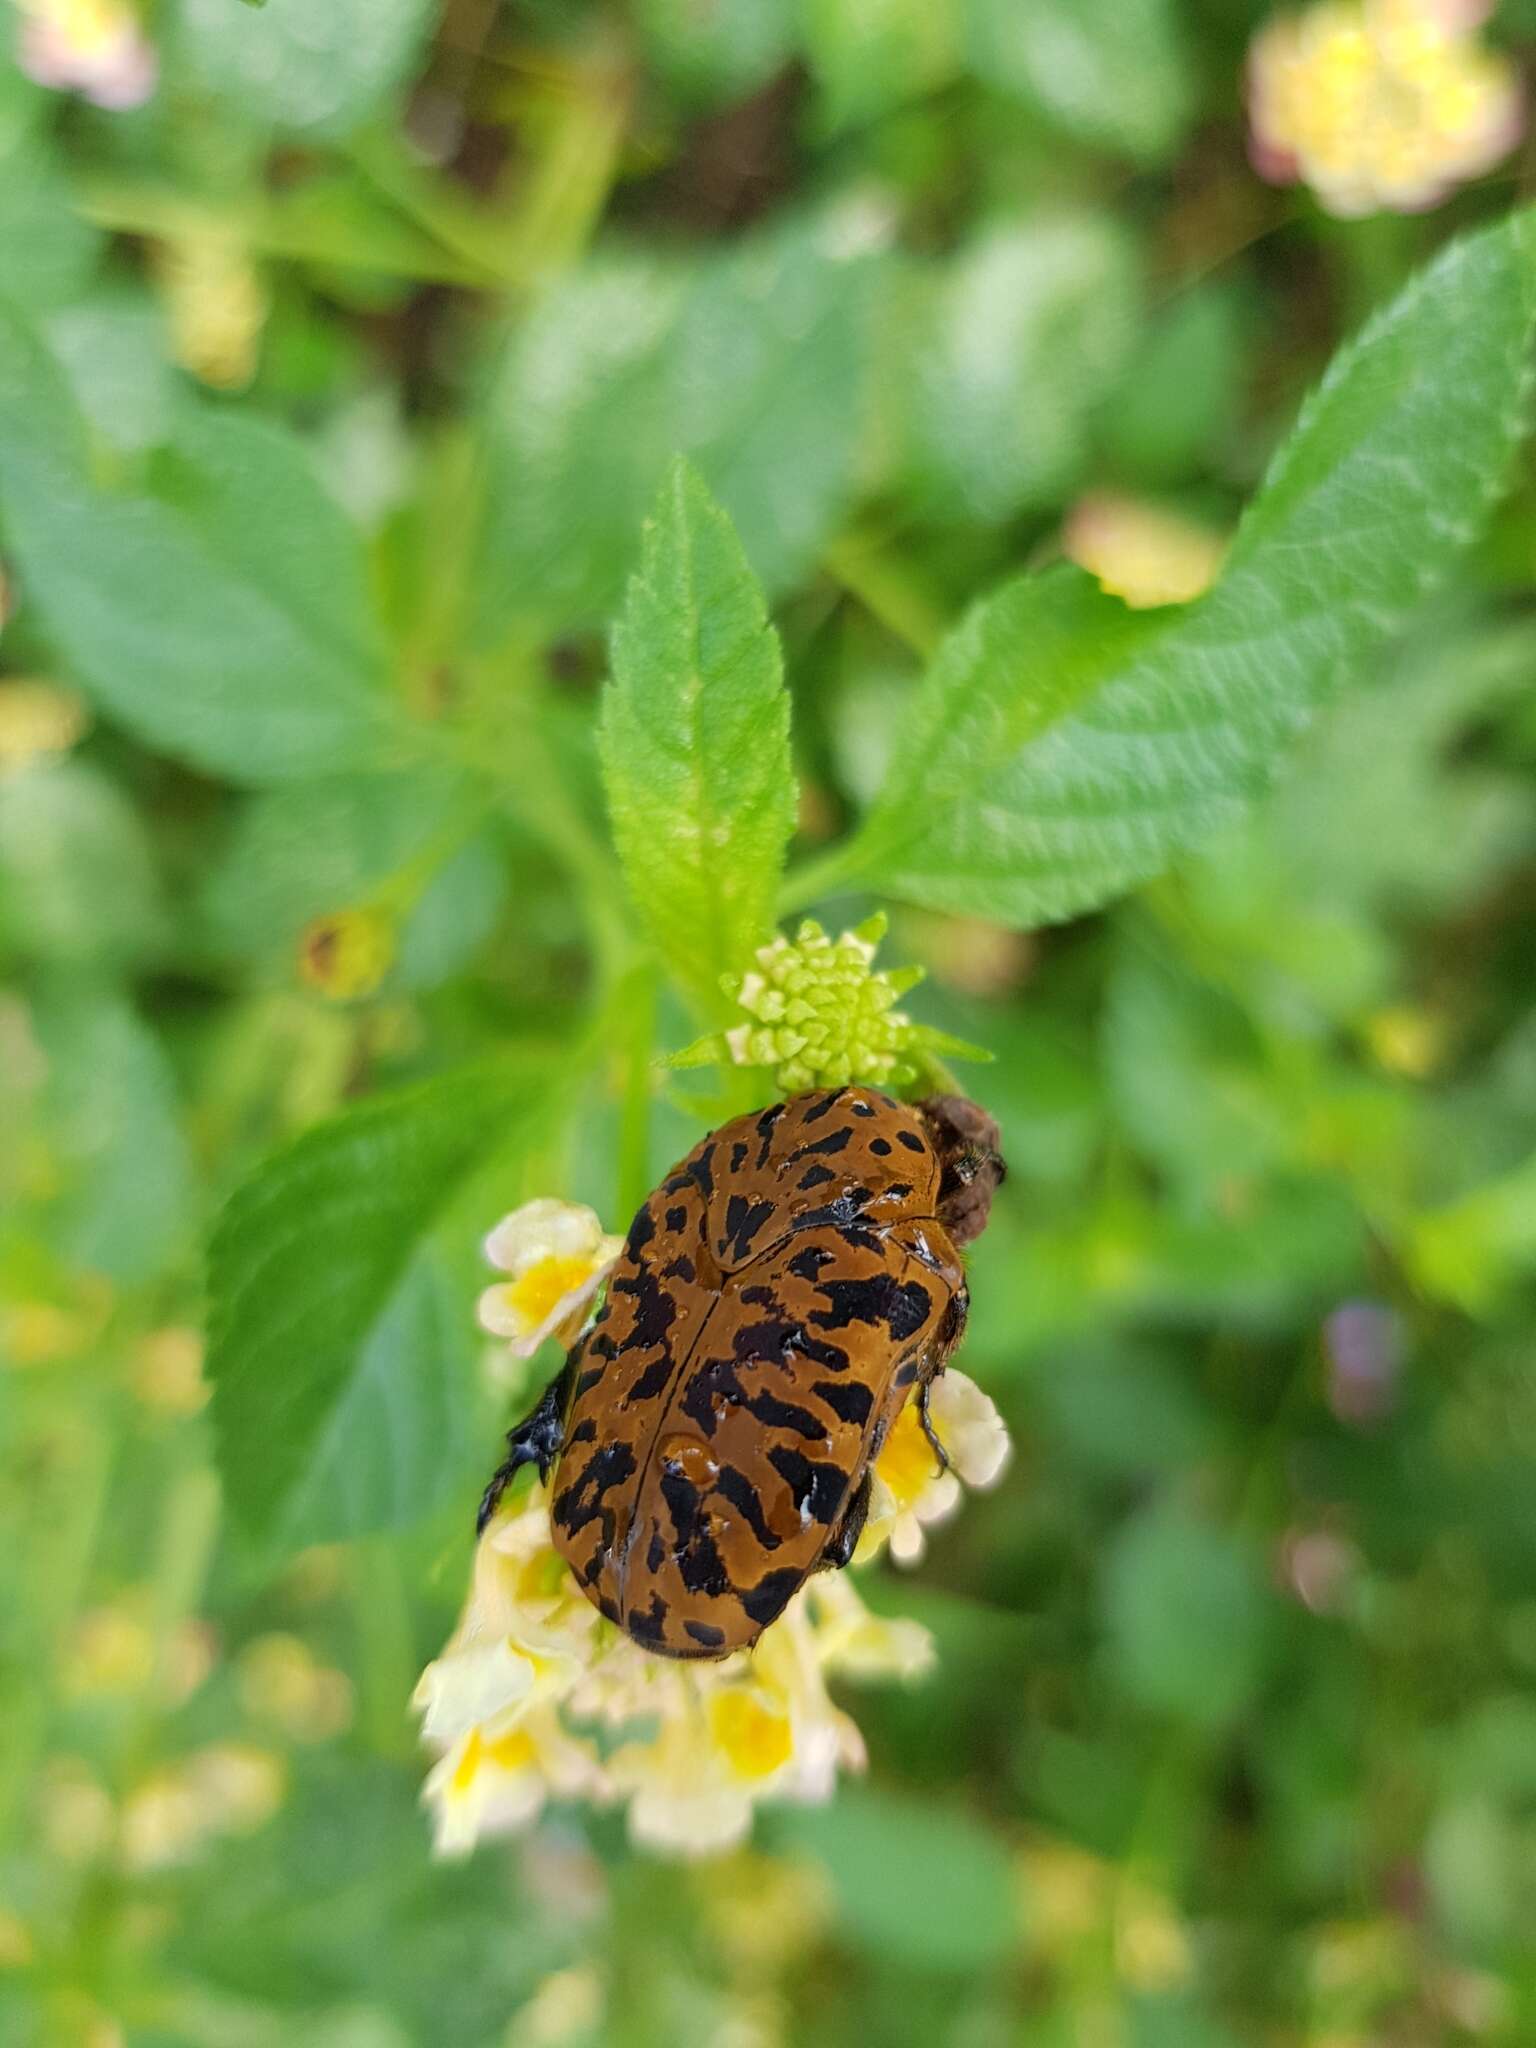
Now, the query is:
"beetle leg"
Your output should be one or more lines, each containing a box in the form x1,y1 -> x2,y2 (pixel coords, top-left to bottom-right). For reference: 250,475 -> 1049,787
821,1468 -> 872,1572
476,1359 -> 573,1533
917,1377 -> 951,1477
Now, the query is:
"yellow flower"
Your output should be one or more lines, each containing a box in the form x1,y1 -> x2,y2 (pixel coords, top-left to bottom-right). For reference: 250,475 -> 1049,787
1247,0 -> 1522,216
477,1200 -> 624,1359
15,0 -> 156,109
857,1368 -> 1011,1566
237,1632 -> 354,1743
1063,495 -> 1227,610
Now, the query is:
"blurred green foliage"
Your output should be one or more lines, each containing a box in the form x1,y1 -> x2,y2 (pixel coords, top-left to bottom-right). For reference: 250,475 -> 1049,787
5,3 -> 1536,2046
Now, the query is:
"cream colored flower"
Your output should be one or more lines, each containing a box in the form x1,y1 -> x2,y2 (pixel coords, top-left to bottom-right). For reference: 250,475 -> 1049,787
15,0 -> 156,109
1247,0 -> 1522,217
416,1479 -> 936,1860
0,681 -> 89,776
155,230 -> 269,391
1063,495 -> 1227,611
857,1368 -> 1011,1566
476,1199 -> 624,1359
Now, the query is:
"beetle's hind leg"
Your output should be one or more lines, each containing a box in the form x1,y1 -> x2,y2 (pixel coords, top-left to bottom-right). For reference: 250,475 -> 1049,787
917,1379 -> 951,1478
821,1468 -> 872,1572
915,1281 -> 969,1477
477,1359 -> 573,1533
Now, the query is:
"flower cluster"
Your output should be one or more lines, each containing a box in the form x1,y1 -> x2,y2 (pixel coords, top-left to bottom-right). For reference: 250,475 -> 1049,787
1062,494 -> 1227,611
297,907 -> 396,1004
14,0 -> 156,109
1247,0 -> 1522,217
416,1200 -> 1010,1859
674,913 -> 986,1096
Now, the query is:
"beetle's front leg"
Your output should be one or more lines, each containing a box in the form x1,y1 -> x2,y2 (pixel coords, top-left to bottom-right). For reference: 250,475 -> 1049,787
917,1377 -> 951,1478
820,1468 -> 872,1572
477,1358 -> 574,1533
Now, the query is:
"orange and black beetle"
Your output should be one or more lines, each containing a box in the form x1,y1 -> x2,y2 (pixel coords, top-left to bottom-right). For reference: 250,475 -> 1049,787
478,1086 -> 1005,1659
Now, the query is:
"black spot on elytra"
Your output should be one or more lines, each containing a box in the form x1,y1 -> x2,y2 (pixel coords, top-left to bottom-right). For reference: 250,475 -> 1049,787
790,1244 -> 835,1281
755,1103 -> 786,1166
684,1144 -> 716,1201
767,1445 -> 847,1525
666,1204 -> 687,1233
680,1357 -> 748,1433
553,1441 -> 637,1534
647,1528 -> 665,1573
629,1205 -> 656,1253
628,1592 -> 669,1643
611,1266 -> 677,1349
798,1164 -> 837,1190
898,1129 -> 926,1153
740,1284 -> 776,1307
731,1315 -> 843,1373
810,1273 -> 931,1342
721,1192 -> 776,1263
851,1098 -> 878,1117
567,1417 -> 598,1446
598,1594 -> 620,1622
716,1463 -> 782,1550
575,1365 -> 605,1397
813,1378 -> 874,1427
745,1387 -> 827,1439
870,1136 -> 892,1157
801,1091 -> 846,1125
677,1526 -> 730,1597
662,1255 -> 696,1283
793,1125 -> 853,1160
739,1566 -> 803,1626
588,1330 -> 617,1360
685,1619 -> 726,1648
625,1354 -> 673,1403
730,1141 -> 749,1171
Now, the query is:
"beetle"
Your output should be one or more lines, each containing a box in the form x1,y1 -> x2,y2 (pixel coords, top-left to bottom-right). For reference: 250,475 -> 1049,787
477,1086 -> 1005,1660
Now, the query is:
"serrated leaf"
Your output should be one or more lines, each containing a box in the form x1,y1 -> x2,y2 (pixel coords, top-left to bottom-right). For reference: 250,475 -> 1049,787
829,211 -> 1536,927
968,0 -> 1193,161
601,462 -> 796,1016
0,309 -> 399,782
207,1059 -> 562,1551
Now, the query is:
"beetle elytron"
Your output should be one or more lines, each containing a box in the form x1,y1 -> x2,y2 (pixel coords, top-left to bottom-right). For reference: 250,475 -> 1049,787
479,1086 -> 1005,1659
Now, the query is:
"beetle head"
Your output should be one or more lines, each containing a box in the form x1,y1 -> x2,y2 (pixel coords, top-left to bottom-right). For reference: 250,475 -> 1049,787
918,1094 -> 1006,1247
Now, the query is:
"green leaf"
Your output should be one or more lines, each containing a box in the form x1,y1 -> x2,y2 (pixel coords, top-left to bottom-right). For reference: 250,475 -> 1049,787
967,0 -> 1193,161
475,210 -> 883,635
207,1060 -> 562,1551
0,132 -> 101,310
1101,1503 -> 1273,1728
0,311 -> 399,782
800,0 -> 962,130
0,760 -> 167,968
174,0 -> 434,138
780,1786 -> 1016,1970
902,216 -> 1141,524
28,979 -> 194,1283
601,462 -> 796,1015
829,211 -> 1536,927
636,0 -> 796,108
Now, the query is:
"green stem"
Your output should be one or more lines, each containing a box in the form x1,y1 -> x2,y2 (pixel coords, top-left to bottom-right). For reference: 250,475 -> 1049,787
821,528 -> 948,659
777,838 -> 869,918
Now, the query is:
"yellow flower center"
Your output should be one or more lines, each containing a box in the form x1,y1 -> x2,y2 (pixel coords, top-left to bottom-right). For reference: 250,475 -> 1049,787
875,1400 -> 943,1509
708,1691 -> 793,1780
505,1255 -> 597,1332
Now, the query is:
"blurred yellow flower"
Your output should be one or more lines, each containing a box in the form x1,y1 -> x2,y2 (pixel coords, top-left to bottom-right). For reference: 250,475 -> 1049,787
477,1200 -> 625,1360
129,1325 -> 209,1417
237,1631 -> 355,1743
505,1966 -> 605,2048
1063,494 -> 1227,610
298,906 -> 396,1003
182,1742 -> 288,1835
0,680 -> 89,776
1247,0 -> 1522,217
0,1909 -> 33,1970
63,1604 -> 156,1696
155,229 -> 269,391
416,1477 -> 936,1860
15,0 -> 156,109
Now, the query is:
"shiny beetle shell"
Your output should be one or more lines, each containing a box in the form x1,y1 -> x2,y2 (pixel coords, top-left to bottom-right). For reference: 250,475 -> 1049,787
545,1086 -> 1000,1660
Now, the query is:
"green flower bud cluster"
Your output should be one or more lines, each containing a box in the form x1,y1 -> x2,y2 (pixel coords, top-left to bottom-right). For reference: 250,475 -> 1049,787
723,915 -> 924,1093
